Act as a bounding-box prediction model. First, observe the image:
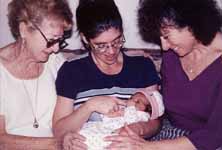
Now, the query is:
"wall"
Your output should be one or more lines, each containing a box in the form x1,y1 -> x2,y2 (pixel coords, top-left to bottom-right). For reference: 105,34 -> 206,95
0,0 -> 159,49
1,0 -> 222,49
0,0 -> 13,48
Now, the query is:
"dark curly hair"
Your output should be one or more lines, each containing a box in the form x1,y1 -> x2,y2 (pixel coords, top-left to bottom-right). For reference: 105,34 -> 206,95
138,0 -> 222,46
8,0 -> 73,39
76,0 -> 123,40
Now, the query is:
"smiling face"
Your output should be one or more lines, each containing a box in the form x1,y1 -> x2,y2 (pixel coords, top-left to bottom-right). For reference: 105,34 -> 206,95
23,18 -> 65,62
88,27 -> 124,66
160,26 -> 198,57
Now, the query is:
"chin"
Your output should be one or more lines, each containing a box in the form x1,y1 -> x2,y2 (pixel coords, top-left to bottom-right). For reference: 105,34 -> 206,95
38,55 -> 50,63
177,52 -> 191,57
174,48 -> 191,57
105,55 -> 120,64
104,57 -> 119,64
104,60 -> 117,65
176,53 -> 185,57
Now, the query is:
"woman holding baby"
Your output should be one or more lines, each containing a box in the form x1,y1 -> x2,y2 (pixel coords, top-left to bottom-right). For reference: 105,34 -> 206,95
52,0 -> 162,149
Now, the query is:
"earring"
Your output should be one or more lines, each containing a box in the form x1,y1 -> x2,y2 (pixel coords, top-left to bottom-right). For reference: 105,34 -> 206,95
20,37 -> 26,51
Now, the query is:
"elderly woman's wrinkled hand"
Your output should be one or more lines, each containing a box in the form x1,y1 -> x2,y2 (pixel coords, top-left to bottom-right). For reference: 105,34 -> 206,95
104,125 -> 148,150
63,132 -> 87,150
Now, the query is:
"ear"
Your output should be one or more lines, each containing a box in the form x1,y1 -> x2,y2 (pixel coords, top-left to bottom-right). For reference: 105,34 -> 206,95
19,22 -> 28,38
80,33 -> 89,44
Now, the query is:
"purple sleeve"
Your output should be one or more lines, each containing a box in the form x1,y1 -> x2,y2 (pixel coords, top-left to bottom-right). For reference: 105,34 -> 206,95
187,84 -> 222,150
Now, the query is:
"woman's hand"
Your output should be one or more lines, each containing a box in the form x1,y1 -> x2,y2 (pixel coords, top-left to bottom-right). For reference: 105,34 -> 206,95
63,132 -> 87,150
87,96 -> 126,115
105,125 -> 148,150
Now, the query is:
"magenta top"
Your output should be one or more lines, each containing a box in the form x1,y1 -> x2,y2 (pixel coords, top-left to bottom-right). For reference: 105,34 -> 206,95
161,51 -> 222,150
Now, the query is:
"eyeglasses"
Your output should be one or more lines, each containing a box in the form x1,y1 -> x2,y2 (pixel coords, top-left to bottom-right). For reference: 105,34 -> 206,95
32,23 -> 68,49
90,35 -> 125,53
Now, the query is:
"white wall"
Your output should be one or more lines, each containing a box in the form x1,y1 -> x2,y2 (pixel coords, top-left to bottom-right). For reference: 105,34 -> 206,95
1,0 -> 222,49
218,0 -> 222,7
0,0 -> 159,49
0,0 -> 14,48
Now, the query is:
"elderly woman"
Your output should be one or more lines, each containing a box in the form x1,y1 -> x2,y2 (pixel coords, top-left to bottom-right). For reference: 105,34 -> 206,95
52,0 -> 161,149
105,0 -> 222,150
0,0 -> 73,149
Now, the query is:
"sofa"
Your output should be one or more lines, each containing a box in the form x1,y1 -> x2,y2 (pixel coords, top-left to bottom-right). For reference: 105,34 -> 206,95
61,48 -> 162,73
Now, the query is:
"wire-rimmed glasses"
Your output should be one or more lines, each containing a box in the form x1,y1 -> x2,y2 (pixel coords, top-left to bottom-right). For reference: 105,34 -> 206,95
90,35 -> 125,53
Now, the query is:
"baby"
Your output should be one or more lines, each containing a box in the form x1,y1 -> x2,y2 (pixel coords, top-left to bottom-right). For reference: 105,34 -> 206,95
79,90 -> 164,150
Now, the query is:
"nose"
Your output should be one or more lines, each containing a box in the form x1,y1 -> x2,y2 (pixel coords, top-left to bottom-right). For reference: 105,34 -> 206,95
52,43 -> 60,53
106,44 -> 116,54
160,37 -> 171,51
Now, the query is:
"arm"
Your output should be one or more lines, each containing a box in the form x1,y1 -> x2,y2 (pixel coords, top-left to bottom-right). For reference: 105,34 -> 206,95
106,125 -> 196,150
52,96 -> 93,139
126,118 -> 161,137
107,134 -> 196,150
145,137 -> 196,150
52,95 -> 127,139
144,84 -> 159,91
0,115 -> 61,150
0,134 -> 61,150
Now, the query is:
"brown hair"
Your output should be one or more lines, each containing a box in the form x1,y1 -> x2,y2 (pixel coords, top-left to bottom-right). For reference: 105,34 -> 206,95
8,0 -> 73,39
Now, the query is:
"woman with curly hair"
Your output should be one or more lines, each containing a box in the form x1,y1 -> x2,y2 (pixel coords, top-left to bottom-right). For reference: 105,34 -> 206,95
105,0 -> 222,150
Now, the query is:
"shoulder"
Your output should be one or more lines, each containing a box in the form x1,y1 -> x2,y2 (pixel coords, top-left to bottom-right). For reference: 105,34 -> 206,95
62,55 -> 90,69
161,50 -> 179,67
57,55 -> 91,78
124,54 -> 155,69
162,50 -> 177,60
123,48 -> 161,66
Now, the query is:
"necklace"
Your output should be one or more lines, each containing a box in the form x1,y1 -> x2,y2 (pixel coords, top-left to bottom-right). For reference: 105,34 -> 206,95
188,68 -> 193,73
22,77 -> 39,128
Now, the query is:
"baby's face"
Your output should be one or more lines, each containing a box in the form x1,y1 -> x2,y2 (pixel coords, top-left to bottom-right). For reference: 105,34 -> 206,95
127,92 -> 150,111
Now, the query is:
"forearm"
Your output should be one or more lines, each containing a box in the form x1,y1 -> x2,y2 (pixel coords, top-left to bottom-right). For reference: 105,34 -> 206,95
128,119 -> 160,137
0,133 -> 61,150
145,84 -> 158,91
148,136 -> 196,150
53,102 -> 92,138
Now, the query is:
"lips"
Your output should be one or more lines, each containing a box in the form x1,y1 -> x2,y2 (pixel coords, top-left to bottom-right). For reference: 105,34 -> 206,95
106,56 -> 115,61
105,55 -> 116,61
